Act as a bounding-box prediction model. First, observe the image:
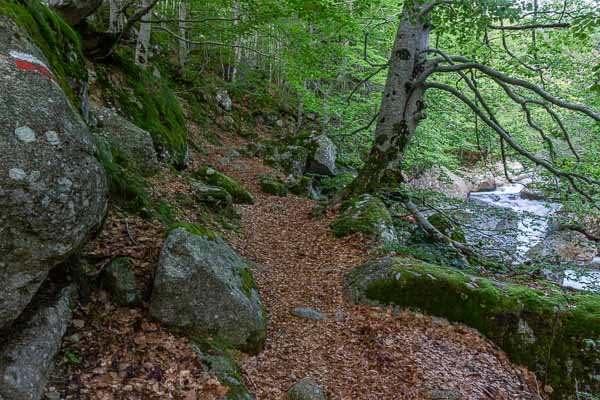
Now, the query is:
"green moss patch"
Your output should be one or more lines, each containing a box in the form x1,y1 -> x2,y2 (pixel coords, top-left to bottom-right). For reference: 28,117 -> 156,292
167,221 -> 216,241
193,166 -> 254,204
95,50 -> 187,168
345,257 -> 600,398
258,175 -> 288,197
1,0 -> 87,112
330,195 -> 396,245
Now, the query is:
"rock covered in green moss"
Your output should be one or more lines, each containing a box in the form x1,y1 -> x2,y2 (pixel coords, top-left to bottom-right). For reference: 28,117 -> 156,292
94,51 -> 188,168
194,166 -> 255,204
91,104 -> 159,176
191,340 -> 255,400
344,257 -> 600,398
190,180 -> 234,209
287,377 -> 326,400
259,175 -> 288,197
45,0 -> 102,25
288,175 -> 317,198
150,228 -> 266,355
0,14 -> 107,330
101,257 -> 141,307
330,195 -> 397,245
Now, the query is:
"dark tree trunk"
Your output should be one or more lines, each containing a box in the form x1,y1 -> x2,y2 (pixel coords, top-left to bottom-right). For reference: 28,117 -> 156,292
349,1 -> 431,195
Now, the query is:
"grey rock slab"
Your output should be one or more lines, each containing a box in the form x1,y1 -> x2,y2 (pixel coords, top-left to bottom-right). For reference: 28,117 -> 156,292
0,16 -> 107,329
0,284 -> 77,400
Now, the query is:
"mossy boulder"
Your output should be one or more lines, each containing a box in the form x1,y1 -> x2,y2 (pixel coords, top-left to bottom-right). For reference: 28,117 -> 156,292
193,166 -> 254,204
330,194 -> 397,245
94,50 -> 188,168
91,104 -> 159,176
344,257 -> 600,398
288,175 -> 316,198
190,180 -> 234,209
150,228 -> 266,355
101,257 -> 141,307
190,339 -> 255,400
259,175 -> 288,197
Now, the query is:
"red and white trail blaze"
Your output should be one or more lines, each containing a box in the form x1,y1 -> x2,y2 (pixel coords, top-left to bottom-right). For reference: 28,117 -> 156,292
9,50 -> 56,81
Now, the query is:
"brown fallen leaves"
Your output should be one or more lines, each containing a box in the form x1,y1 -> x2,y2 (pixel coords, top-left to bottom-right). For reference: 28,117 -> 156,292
48,128 -> 547,400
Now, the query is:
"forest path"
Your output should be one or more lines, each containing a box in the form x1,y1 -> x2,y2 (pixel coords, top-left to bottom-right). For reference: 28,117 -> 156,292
204,147 -> 545,400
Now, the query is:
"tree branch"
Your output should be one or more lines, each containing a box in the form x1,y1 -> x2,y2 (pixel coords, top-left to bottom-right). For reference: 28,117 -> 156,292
488,22 -> 571,30
433,62 -> 600,120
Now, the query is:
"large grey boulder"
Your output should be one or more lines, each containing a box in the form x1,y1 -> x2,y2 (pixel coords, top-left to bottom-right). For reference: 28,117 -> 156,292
91,104 -> 159,176
305,135 -> 337,176
0,17 -> 107,330
150,228 -> 267,354
0,284 -> 77,400
528,230 -> 598,265
44,0 -> 102,25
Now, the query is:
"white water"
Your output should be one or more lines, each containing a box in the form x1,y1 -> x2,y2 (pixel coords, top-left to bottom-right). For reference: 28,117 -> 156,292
468,183 -> 600,292
469,183 -> 561,259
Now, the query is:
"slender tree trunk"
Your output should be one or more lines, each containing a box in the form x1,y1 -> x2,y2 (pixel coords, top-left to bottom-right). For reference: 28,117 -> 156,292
109,0 -> 124,33
348,1 -> 431,195
135,0 -> 152,68
231,0 -> 242,82
177,0 -> 188,67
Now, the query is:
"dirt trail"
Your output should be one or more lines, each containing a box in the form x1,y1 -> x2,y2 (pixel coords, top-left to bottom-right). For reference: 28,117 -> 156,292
215,155 -> 545,400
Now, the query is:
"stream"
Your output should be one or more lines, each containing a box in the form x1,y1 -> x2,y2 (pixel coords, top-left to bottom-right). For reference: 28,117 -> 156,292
468,183 -> 600,292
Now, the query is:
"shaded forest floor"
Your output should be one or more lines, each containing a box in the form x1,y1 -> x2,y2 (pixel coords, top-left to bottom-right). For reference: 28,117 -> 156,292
48,128 -> 547,400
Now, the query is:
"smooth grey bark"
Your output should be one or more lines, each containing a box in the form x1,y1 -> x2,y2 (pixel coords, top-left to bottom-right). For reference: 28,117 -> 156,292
178,0 -> 188,66
135,0 -> 152,68
108,0 -> 124,33
350,1 -> 431,194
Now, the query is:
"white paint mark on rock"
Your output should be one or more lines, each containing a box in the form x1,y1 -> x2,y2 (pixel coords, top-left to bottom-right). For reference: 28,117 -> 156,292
15,126 -> 36,143
9,168 -> 27,181
45,130 -> 60,145
58,177 -> 73,191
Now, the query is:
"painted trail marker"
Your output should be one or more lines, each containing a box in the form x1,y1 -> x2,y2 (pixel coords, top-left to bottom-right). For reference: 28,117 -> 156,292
9,50 -> 55,81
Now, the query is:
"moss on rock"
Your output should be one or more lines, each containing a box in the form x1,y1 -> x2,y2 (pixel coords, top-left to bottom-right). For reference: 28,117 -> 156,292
259,175 -> 288,197
193,166 -> 254,204
0,0 -> 88,113
344,257 -> 600,398
95,50 -> 188,168
166,221 -> 216,241
330,194 -> 397,245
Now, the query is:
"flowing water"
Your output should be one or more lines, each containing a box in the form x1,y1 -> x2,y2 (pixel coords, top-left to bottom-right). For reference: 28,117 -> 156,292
468,183 -> 600,292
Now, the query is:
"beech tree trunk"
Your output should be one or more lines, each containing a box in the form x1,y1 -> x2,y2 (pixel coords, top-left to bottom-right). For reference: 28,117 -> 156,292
178,0 -> 188,66
349,1 -> 431,194
135,0 -> 152,68
108,0 -> 124,33
231,0 -> 242,82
